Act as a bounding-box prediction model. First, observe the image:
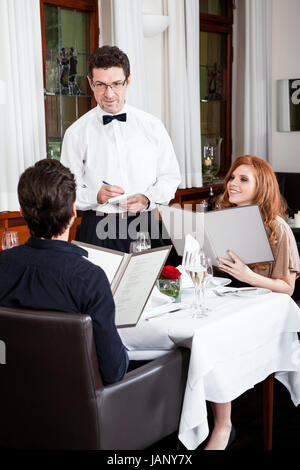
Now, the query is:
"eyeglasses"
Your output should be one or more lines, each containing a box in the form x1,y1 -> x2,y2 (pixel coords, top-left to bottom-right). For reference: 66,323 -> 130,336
91,79 -> 127,92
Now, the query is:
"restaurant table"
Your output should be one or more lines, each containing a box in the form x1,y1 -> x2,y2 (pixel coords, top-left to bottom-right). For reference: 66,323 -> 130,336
118,286 -> 300,450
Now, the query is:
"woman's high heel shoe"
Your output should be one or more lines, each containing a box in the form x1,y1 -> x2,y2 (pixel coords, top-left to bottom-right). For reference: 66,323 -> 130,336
225,425 -> 236,450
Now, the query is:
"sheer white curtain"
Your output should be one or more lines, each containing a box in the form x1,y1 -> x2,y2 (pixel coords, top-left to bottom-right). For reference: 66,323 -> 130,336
109,0 -> 148,111
162,0 -> 202,188
233,0 -> 272,162
0,0 -> 46,212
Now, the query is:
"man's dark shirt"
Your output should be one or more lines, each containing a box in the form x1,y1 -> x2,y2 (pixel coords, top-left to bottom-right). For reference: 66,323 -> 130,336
0,236 -> 129,384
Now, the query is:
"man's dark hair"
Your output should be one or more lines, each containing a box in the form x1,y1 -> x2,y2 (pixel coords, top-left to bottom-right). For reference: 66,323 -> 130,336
18,159 -> 76,239
87,45 -> 130,80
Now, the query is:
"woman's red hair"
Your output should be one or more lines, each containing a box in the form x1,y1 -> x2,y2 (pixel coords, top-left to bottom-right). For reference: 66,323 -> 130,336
220,155 -> 286,246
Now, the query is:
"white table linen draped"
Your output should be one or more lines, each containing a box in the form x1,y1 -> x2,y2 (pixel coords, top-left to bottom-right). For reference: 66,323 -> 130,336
119,288 -> 300,449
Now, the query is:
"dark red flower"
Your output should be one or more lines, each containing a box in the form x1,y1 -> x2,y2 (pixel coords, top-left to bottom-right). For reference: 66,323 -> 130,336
160,265 -> 182,280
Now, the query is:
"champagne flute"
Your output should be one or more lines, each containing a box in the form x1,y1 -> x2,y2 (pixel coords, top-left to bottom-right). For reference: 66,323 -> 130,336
186,252 -> 209,318
182,247 -> 205,310
1,231 -> 19,250
182,249 -> 196,311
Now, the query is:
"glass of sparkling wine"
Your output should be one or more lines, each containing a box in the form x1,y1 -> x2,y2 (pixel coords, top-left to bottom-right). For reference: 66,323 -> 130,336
186,253 -> 209,318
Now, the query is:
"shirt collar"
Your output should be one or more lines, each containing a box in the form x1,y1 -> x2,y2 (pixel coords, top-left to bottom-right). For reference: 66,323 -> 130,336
97,102 -> 128,119
25,236 -> 88,257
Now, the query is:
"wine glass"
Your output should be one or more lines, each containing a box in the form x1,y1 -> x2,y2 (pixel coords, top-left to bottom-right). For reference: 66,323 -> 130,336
129,231 -> 151,253
2,231 -> 19,250
182,247 -> 204,311
185,252 -> 209,318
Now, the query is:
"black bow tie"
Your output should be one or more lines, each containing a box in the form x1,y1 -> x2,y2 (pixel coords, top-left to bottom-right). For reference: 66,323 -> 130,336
103,113 -> 127,125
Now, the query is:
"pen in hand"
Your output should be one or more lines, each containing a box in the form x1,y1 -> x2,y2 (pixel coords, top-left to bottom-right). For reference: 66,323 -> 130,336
101,180 -> 125,205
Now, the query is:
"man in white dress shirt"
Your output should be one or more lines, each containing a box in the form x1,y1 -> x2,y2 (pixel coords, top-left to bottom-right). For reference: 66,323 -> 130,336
61,45 -> 181,255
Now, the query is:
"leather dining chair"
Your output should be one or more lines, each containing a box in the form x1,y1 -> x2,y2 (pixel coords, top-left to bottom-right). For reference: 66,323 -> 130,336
0,306 -> 189,450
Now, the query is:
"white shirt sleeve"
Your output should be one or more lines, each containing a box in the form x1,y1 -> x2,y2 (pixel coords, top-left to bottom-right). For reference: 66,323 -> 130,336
142,121 -> 181,208
61,127 -> 99,211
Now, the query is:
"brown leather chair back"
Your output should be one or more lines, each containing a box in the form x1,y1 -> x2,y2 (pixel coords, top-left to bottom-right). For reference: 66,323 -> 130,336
0,306 -> 189,450
0,307 -> 103,449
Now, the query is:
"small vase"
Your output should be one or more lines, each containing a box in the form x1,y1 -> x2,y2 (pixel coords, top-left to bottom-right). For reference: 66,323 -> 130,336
157,277 -> 181,303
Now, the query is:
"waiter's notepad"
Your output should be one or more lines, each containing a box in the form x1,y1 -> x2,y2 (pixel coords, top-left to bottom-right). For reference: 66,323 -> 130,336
108,192 -> 139,204
72,241 -> 171,327
158,204 -> 274,266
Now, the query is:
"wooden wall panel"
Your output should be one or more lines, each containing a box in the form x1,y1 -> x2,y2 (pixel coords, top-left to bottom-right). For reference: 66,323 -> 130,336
0,212 -> 82,250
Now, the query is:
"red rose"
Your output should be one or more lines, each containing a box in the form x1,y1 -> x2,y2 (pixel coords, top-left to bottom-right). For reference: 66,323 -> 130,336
160,265 -> 182,280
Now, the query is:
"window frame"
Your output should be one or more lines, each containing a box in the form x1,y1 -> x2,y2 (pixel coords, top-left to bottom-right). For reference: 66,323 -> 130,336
200,0 -> 233,177
39,0 -> 99,157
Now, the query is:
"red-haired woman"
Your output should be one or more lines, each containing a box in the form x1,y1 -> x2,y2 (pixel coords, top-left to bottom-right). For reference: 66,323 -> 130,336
218,155 -> 299,295
204,155 -> 300,450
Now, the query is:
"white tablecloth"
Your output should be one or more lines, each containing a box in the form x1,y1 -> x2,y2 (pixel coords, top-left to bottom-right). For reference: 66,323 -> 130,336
118,288 -> 300,450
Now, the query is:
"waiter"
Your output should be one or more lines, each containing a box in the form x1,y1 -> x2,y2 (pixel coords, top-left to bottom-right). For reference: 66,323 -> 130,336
61,45 -> 181,255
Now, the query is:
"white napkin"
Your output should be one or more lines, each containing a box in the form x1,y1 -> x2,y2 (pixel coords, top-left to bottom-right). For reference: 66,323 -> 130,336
183,233 -> 201,253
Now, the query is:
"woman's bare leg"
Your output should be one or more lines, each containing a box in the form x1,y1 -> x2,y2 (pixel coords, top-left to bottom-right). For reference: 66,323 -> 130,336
204,402 -> 232,450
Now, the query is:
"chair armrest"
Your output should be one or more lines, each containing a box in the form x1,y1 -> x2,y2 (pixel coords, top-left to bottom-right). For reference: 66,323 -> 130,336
100,348 -> 189,393
96,348 -> 190,450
